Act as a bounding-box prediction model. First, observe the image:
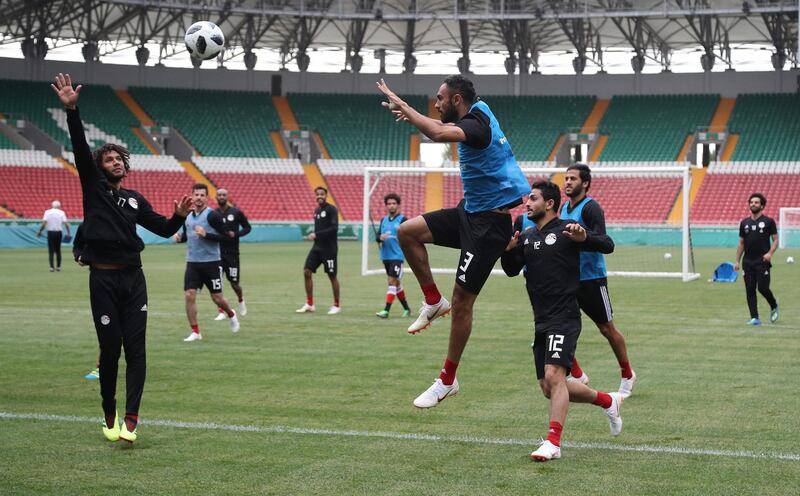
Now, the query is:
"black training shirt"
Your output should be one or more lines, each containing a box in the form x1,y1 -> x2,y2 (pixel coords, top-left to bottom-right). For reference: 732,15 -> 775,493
501,218 -> 614,332
739,214 -> 777,262
313,203 -> 339,251
455,108 -> 492,150
215,206 -> 252,254
67,107 -> 186,266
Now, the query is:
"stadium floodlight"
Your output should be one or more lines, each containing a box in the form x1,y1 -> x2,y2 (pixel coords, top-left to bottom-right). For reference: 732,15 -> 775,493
778,207 -> 800,249
362,165 -> 700,282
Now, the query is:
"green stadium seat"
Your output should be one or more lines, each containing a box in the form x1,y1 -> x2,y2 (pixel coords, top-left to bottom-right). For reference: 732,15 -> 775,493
729,94 -> 800,161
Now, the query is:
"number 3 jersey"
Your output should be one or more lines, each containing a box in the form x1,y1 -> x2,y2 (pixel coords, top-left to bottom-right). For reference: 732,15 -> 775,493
501,218 -> 614,332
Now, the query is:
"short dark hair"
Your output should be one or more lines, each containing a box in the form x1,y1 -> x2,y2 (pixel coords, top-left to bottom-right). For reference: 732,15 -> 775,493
93,143 -> 130,172
192,183 -> 208,193
566,163 -> 592,192
315,186 -> 328,194
531,181 -> 562,212
443,75 -> 477,105
384,192 -> 401,205
749,192 -> 767,207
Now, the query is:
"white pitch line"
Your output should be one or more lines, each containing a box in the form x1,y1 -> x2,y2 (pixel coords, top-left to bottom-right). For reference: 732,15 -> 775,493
2,411 -> 799,462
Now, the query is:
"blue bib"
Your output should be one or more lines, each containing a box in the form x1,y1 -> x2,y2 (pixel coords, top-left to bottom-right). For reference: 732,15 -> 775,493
457,101 -> 530,213
184,208 -> 221,263
379,214 -> 405,261
560,197 -> 607,280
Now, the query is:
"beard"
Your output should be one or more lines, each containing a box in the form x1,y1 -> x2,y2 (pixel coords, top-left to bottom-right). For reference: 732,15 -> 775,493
440,99 -> 459,124
750,205 -> 762,214
218,199 -> 227,207
566,184 -> 584,198
528,209 -> 545,222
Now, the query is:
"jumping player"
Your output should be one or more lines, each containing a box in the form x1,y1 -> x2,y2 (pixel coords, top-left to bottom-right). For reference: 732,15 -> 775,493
176,184 -> 240,341
502,181 -> 622,462
734,192 -> 779,325
375,192 -> 411,318
213,188 -> 251,320
296,187 -> 341,315
561,164 -> 636,398
53,73 -> 192,443
377,75 -> 529,408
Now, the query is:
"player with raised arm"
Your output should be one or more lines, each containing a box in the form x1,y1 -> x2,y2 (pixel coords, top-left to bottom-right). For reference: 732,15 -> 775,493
52,73 -> 192,443
375,193 -> 411,318
296,187 -> 341,315
176,184 -> 240,341
561,164 -> 636,397
501,181 -> 622,462
734,193 -> 779,325
213,189 -> 251,320
377,76 -> 529,408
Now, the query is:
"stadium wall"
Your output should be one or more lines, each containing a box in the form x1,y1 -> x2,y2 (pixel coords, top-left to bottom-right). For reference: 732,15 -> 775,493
2,57 -> 797,97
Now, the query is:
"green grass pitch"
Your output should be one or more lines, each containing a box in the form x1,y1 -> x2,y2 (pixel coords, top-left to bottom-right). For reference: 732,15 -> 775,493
1,241 -> 799,495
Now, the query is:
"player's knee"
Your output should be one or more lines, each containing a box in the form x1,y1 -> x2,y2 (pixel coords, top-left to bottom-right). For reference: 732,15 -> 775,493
303,268 -> 313,277
538,381 -> 551,399
185,289 -> 197,300
597,321 -> 618,337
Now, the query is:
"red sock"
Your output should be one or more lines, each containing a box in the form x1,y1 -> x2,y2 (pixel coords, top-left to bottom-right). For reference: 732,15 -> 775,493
386,292 -> 396,304
307,296 -> 313,306
334,299 -> 340,307
397,289 -> 406,301
124,413 -> 138,431
226,308 -> 235,318
571,358 -> 584,378
421,283 -> 441,305
619,361 -> 633,379
218,308 -> 224,314
592,391 -> 613,409
439,358 -> 459,385
191,324 -> 200,334
104,413 -> 116,429
238,297 -> 244,303
546,421 -> 563,447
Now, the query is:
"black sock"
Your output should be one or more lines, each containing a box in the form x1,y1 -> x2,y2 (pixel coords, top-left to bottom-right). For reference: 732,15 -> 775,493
400,299 -> 410,311
384,303 -> 392,312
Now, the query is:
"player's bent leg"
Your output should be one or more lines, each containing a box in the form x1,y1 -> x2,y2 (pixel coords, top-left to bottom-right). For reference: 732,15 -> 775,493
596,320 -> 636,396
397,216 -> 435,287
211,292 -> 239,333
565,380 -> 624,436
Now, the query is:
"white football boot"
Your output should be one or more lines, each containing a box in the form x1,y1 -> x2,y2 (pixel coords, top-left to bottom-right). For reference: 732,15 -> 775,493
605,392 -> 623,436
239,300 -> 247,316
412,377 -> 459,408
407,297 -> 451,334
183,332 -> 202,342
214,310 -> 226,321
567,372 -> 590,385
327,306 -> 341,315
295,303 -> 315,313
619,371 -> 636,399
230,311 -> 240,333
530,440 -> 561,462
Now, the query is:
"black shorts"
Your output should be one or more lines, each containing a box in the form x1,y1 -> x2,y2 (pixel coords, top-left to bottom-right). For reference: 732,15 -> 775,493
577,278 -> 614,325
532,322 -> 581,380
305,247 -> 337,275
184,261 -> 224,293
422,199 -> 512,295
221,252 -> 240,284
383,260 -> 403,279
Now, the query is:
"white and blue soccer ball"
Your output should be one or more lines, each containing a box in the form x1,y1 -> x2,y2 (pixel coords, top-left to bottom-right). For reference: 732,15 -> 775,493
185,21 -> 225,61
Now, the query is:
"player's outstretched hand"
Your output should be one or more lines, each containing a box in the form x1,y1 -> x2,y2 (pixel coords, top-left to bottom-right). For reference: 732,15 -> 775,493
505,230 -> 520,251
174,195 -> 192,216
50,73 -> 81,109
563,222 -> 587,242
376,79 -> 409,122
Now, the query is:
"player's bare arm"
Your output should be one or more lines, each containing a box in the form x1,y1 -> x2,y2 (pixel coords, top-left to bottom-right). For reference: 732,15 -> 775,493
376,79 -> 466,143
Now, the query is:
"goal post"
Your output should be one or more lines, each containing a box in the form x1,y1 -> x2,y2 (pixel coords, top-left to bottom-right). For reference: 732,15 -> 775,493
778,207 -> 800,249
362,166 -> 700,282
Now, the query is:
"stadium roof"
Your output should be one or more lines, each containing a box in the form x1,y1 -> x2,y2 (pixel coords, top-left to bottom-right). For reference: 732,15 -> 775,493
1,0 -> 797,73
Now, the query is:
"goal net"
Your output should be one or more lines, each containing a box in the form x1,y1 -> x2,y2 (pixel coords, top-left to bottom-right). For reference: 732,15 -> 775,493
361,166 -> 700,282
779,207 -> 800,249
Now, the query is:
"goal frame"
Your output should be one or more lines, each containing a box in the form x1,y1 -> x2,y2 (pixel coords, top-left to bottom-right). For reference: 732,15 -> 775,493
362,166 -> 700,282
778,207 -> 800,249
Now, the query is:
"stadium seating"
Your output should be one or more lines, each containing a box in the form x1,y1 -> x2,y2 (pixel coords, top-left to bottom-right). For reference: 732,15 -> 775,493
691,161 -> 800,224
287,93 -> 428,160
728,94 -> 800,161
0,149 -> 82,218
478,95 -> 595,160
317,159 -> 426,221
129,87 -> 281,157
114,154 -> 197,216
0,132 -> 20,149
599,95 -> 719,161
193,156 -> 309,220
0,79 -> 149,154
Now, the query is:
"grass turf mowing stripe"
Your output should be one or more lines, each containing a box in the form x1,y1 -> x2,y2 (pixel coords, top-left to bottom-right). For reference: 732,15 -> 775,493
3,411 -> 799,462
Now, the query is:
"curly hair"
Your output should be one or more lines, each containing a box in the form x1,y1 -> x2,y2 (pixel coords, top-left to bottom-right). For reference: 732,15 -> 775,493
92,143 -> 130,172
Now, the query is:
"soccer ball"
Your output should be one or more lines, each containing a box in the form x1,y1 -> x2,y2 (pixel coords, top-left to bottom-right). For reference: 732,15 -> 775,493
788,256 -> 795,264
185,21 -> 225,61
663,253 -> 672,260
